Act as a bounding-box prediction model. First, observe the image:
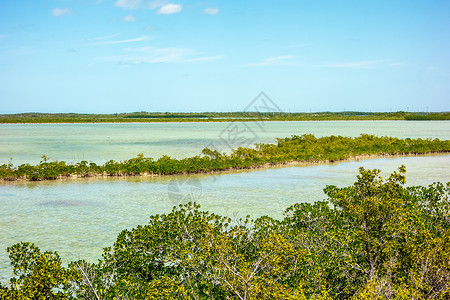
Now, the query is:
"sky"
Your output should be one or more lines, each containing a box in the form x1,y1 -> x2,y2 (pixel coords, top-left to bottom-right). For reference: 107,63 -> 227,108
0,0 -> 449,113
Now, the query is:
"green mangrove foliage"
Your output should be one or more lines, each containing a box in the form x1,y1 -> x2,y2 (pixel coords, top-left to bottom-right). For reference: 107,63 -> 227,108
0,134 -> 449,181
1,167 -> 449,299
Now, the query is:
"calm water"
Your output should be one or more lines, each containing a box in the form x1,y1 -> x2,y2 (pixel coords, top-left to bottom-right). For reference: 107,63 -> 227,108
1,121 -> 449,165
0,121 -> 449,281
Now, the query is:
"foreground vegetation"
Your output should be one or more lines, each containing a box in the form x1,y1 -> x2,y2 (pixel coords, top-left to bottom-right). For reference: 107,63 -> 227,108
1,166 -> 449,299
0,134 -> 449,181
0,111 -> 449,123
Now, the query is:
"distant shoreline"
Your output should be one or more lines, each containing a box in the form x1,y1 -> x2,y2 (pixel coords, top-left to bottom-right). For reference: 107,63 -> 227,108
1,111 -> 449,123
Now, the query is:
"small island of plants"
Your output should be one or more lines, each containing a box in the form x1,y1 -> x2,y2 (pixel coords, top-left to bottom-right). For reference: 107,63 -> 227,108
0,134 -> 449,181
0,166 -> 449,299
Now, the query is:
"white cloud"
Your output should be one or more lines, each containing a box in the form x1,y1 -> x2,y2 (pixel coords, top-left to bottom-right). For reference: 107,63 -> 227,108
202,7 -> 219,15
317,60 -> 386,68
114,0 -> 142,9
248,55 -> 296,67
157,4 -> 182,14
98,36 -> 150,45
113,0 -> 183,15
147,0 -> 168,9
52,8 -> 72,17
122,14 -> 136,22
102,46 -> 222,64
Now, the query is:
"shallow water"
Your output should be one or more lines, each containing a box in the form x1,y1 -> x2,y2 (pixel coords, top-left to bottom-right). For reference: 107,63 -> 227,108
1,121 -> 449,165
0,121 -> 449,281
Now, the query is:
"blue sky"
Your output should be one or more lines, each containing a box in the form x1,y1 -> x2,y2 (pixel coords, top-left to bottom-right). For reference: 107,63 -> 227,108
0,0 -> 449,113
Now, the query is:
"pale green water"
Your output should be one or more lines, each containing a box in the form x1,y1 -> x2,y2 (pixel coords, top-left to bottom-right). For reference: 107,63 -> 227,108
1,121 -> 449,165
0,121 -> 449,281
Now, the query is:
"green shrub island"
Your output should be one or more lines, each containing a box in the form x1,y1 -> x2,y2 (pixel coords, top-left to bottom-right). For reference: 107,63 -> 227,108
0,166 -> 449,299
1,134 -> 449,181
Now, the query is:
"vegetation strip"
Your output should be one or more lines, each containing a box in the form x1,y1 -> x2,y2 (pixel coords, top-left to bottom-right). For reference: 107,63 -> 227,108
1,167 -> 449,298
1,134 -> 449,181
0,111 -> 449,123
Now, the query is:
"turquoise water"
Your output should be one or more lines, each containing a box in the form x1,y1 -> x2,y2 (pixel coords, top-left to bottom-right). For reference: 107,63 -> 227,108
0,121 -> 449,281
1,121 -> 449,165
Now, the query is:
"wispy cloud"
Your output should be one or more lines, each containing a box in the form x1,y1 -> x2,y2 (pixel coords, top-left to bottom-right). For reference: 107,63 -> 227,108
248,55 -> 296,67
157,4 -> 182,14
202,7 -> 219,15
97,36 -> 150,45
52,8 -> 72,17
115,0 -> 142,9
88,33 -> 121,42
317,59 -> 387,69
102,46 -> 223,64
0,34 -> 7,40
122,14 -> 136,22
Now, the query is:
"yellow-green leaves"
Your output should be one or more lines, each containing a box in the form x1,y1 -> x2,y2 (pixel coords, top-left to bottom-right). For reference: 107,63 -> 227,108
1,242 -> 76,299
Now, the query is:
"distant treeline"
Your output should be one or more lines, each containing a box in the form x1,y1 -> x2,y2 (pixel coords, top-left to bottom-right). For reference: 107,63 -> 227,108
1,134 -> 448,181
404,113 -> 450,120
0,111 -> 449,123
124,113 -> 210,119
